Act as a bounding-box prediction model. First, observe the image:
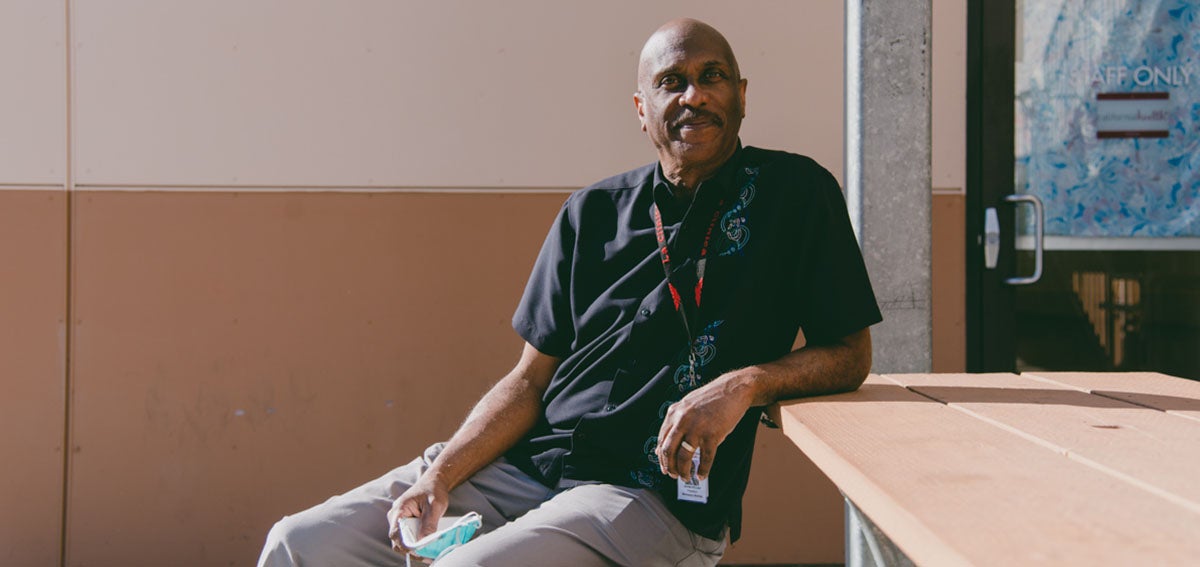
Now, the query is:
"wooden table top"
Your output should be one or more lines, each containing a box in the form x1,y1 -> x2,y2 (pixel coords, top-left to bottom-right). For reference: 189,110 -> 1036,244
772,372 -> 1200,567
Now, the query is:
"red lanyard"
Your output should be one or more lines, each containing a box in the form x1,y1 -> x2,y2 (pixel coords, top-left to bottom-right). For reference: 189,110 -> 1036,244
651,198 -> 725,345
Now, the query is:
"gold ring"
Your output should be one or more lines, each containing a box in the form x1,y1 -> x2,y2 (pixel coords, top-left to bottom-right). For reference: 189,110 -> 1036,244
680,440 -> 696,453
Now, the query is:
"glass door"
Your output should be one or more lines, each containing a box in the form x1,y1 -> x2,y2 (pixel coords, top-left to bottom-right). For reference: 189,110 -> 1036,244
969,0 -> 1200,380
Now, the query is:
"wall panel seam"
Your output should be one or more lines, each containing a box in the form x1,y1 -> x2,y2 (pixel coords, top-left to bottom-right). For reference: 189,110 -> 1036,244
0,183 -> 65,189
70,185 -> 577,194
60,1 -> 74,566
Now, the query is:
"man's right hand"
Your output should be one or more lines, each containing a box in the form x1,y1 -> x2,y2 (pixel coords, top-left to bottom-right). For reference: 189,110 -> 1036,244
383,342 -> 559,556
387,473 -> 451,554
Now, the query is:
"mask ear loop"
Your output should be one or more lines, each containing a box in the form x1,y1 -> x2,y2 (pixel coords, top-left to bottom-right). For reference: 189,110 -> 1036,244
432,543 -> 462,562
404,538 -> 463,566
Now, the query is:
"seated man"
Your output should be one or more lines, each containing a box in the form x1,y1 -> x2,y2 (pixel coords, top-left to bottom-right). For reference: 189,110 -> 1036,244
259,17 -> 881,567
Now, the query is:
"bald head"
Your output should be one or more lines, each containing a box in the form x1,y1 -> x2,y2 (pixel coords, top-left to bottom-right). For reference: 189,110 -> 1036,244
637,18 -> 741,91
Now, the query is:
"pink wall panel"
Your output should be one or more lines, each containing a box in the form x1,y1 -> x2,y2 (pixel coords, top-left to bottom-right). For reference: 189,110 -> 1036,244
71,1 -> 844,188
0,1 -> 65,184
0,191 -> 66,566
65,190 -> 847,565
67,191 -> 559,565
932,193 -> 966,372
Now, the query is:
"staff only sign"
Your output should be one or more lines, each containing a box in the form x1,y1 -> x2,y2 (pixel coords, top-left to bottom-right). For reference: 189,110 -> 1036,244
1015,2 -> 1200,238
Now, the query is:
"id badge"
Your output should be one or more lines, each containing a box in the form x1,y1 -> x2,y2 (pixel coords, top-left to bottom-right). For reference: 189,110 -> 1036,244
676,448 -> 709,504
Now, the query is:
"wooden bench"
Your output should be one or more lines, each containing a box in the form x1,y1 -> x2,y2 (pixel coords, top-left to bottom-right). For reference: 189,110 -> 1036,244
770,372 -> 1200,566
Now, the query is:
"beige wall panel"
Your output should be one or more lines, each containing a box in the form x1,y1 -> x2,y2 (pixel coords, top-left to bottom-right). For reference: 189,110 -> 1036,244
932,0 -> 966,191
0,191 -> 66,566
72,1 -> 843,188
932,193 -> 966,372
0,1 -> 66,184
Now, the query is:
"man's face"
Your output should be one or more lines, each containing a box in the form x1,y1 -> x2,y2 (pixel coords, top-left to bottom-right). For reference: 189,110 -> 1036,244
635,31 -> 747,174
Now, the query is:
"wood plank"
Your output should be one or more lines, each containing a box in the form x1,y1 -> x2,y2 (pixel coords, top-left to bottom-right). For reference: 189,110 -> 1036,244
775,375 -> 1200,567
882,373 -> 1200,514
1023,372 -> 1200,423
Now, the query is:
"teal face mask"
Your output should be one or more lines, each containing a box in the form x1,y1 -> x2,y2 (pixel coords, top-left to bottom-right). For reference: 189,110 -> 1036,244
400,512 -> 483,565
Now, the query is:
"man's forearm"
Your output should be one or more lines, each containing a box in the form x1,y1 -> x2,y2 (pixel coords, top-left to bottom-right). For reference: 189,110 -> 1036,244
727,327 -> 873,408
656,327 -> 873,480
422,343 -> 559,491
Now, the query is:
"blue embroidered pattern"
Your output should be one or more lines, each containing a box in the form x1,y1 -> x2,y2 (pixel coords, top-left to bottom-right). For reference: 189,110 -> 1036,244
719,167 -> 759,256
633,166 -> 760,489
672,320 -> 724,392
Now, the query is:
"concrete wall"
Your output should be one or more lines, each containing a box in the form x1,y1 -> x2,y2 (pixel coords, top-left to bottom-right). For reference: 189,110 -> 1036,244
0,1 -> 965,565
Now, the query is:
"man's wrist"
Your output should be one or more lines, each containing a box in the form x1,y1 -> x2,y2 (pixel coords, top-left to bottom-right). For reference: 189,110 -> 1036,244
719,366 -> 768,407
420,462 -> 458,492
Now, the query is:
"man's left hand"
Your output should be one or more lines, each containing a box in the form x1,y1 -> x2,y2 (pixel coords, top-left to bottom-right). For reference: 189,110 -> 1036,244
655,371 -> 755,482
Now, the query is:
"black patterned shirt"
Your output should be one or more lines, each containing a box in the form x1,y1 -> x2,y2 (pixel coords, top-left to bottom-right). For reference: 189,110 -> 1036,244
509,145 -> 882,541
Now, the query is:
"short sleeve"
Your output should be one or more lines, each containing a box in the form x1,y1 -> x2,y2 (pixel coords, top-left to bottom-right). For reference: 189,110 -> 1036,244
793,163 -> 883,343
512,198 -> 577,357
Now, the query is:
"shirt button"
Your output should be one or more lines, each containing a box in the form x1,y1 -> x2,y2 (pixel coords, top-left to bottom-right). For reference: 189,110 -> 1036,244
640,308 -> 651,317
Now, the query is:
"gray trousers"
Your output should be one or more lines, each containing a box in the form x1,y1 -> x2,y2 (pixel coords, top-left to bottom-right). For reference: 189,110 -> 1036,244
258,443 -> 727,567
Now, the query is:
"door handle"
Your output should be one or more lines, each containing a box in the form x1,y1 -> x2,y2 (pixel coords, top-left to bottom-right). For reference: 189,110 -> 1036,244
984,207 -> 1000,269
1003,194 -> 1043,285
983,194 -> 1044,285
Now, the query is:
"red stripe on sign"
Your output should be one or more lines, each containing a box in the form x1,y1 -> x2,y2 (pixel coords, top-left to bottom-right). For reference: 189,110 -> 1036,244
1097,130 -> 1169,139
1097,92 -> 1169,100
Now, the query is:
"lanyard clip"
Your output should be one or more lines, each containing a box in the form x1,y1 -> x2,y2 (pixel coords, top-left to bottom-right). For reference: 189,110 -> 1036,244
686,349 -> 700,388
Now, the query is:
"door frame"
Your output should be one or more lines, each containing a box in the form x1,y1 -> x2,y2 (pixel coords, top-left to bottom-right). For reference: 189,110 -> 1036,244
966,0 -> 1018,372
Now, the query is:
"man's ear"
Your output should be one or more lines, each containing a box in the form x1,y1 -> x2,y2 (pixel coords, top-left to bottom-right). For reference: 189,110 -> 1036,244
633,92 -> 647,132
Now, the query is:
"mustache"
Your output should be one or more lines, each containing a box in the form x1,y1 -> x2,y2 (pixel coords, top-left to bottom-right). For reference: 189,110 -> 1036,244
671,110 -> 724,128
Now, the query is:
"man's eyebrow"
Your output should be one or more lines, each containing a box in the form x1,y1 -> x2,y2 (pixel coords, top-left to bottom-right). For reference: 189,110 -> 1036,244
656,60 -> 729,79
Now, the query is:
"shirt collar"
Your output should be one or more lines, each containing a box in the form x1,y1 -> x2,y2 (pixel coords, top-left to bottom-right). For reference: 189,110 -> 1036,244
652,142 -> 745,219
